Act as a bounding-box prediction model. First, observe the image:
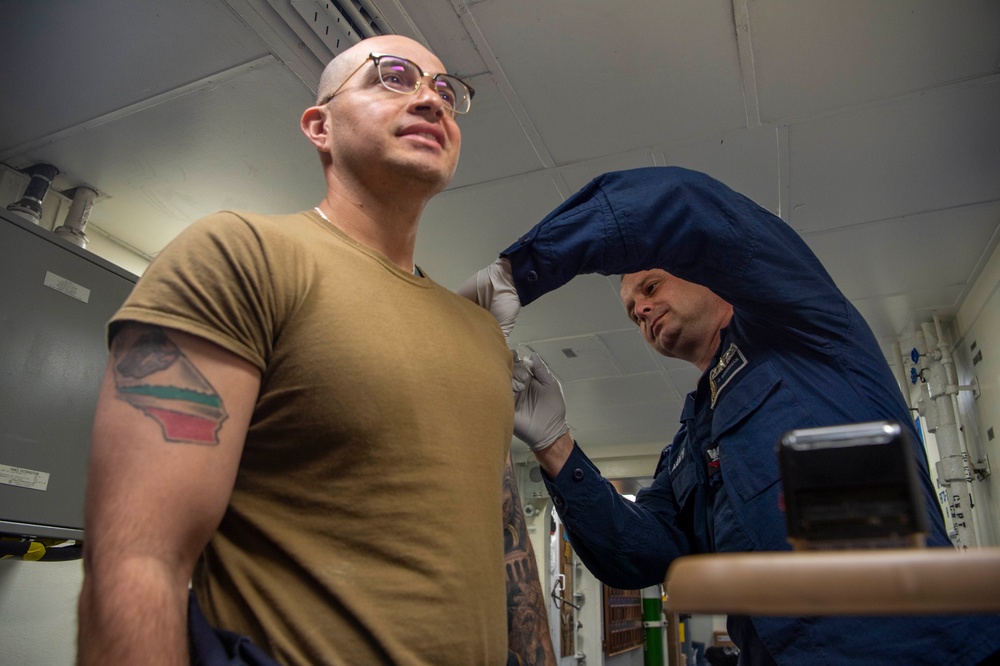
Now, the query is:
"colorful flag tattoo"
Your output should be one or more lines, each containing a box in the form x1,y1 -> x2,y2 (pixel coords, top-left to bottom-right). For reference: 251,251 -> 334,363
114,328 -> 228,445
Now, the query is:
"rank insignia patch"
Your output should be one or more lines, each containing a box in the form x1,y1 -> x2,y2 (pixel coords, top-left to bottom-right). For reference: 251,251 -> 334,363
709,343 -> 747,408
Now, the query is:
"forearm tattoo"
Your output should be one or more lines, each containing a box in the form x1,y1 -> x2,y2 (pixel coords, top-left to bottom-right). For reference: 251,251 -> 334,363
112,326 -> 227,445
503,455 -> 556,665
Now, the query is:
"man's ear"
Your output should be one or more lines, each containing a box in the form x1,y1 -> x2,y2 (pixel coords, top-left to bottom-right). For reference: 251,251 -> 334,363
300,106 -> 329,150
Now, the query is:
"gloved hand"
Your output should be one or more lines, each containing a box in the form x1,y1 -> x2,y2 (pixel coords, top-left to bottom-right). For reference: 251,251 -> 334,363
456,258 -> 520,342
512,352 -> 570,452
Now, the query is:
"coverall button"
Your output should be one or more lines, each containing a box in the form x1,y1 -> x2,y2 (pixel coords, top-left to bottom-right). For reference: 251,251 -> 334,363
572,468 -> 584,481
526,271 -> 538,282
553,496 -> 564,507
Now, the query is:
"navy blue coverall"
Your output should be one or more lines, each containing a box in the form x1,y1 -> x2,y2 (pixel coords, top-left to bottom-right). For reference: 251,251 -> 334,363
501,167 -> 1000,665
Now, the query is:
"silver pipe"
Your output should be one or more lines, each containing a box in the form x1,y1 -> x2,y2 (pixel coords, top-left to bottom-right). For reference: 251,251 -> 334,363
53,187 -> 98,248
890,340 -> 913,411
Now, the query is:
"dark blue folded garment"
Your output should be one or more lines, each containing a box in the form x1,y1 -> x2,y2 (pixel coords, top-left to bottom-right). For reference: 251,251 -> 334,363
188,591 -> 278,666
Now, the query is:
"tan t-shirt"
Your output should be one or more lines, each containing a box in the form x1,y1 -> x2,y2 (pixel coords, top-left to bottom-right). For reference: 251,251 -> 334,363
110,210 -> 513,665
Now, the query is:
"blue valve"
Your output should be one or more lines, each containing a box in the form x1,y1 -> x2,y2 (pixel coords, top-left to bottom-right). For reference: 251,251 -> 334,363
910,348 -> 920,364
910,367 -> 919,385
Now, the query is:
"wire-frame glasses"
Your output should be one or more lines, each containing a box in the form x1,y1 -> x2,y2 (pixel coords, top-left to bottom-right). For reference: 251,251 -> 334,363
321,53 -> 475,116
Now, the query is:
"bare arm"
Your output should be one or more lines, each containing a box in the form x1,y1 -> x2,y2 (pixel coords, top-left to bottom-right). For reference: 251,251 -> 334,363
77,324 -> 261,666
503,452 -> 557,665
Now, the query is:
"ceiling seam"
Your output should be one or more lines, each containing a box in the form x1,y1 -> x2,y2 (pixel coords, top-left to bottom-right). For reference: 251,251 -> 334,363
372,0 -> 429,45
731,0 -> 761,128
761,71 -> 1000,129
776,124 -> 790,221
0,56 -> 277,164
86,223 -> 157,263
799,197 -> 1000,240
223,0 -> 327,93
446,0 -> 556,170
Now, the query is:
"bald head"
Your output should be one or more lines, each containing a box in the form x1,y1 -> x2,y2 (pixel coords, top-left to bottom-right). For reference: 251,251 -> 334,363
315,35 -> 444,104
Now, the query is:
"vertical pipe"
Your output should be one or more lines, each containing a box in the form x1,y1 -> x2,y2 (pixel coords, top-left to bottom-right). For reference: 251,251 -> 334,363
921,321 -> 978,548
6,163 -> 59,224
933,315 -> 983,542
53,186 -> 97,248
933,316 -> 972,459
642,585 -> 665,666
891,340 -> 913,411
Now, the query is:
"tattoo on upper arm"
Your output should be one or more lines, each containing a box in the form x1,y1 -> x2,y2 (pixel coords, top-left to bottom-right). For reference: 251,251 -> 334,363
111,326 -> 228,445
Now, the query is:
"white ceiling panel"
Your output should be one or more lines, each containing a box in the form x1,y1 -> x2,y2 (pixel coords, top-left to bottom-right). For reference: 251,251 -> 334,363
749,0 -> 1000,123
853,286 -> 969,348
559,150 -> 659,194
786,78 -> 1000,234
512,274 -> 634,344
598,328 -> 661,377
806,201 -> 1000,302
552,128 -> 781,223
397,0 -> 484,69
469,0 -> 748,164
445,74 -> 552,189
522,335 -> 625,383
566,398 -> 682,450
417,171 -> 565,287
563,373 -> 676,410
0,0 -> 269,148
659,125 -> 781,214
6,59 -> 322,256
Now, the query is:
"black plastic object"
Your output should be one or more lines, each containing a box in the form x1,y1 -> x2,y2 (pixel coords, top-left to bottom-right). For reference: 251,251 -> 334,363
778,421 -> 928,550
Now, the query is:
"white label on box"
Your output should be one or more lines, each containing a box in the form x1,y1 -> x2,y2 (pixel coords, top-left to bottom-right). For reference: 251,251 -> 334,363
0,463 -> 50,491
43,271 -> 91,304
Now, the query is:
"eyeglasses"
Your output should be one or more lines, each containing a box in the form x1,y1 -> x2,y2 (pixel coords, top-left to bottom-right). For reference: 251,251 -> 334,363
321,53 -> 475,116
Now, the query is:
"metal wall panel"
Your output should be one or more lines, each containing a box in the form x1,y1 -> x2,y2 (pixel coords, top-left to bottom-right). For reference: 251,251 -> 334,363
0,210 -> 136,540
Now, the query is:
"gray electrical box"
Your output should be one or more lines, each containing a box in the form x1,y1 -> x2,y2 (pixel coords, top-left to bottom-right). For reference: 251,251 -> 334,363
0,209 -> 137,540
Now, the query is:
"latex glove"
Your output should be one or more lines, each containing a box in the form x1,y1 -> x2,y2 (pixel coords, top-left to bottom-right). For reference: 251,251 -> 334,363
456,258 -> 520,342
511,350 -> 530,394
512,352 -> 570,452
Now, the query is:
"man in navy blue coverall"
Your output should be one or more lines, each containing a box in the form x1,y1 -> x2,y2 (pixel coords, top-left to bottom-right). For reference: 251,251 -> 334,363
460,167 -> 1000,665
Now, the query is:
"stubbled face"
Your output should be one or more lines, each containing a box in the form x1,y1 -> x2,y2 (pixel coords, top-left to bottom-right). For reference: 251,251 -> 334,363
320,36 -> 462,194
619,269 -> 729,366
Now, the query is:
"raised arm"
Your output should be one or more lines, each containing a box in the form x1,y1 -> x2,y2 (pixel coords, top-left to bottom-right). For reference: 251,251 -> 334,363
500,167 -> 848,337
77,324 -> 260,666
